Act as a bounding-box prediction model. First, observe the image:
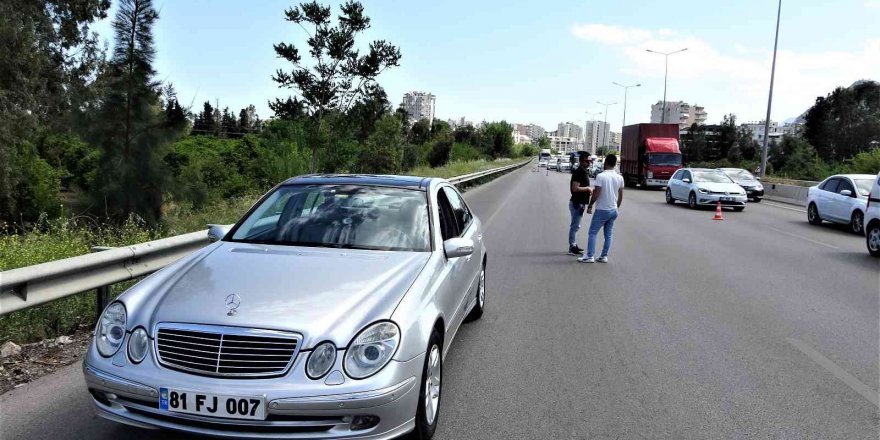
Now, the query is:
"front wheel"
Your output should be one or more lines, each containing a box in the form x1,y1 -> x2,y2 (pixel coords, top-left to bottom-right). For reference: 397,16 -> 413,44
466,264 -> 486,321
751,197 -> 762,203
666,189 -> 675,204
807,203 -> 822,225
851,211 -> 864,235
733,206 -> 745,212
411,331 -> 443,440
688,192 -> 697,209
866,223 -> 880,257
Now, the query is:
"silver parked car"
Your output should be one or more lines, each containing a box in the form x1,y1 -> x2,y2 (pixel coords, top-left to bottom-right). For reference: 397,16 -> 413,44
83,175 -> 488,439
666,168 -> 748,211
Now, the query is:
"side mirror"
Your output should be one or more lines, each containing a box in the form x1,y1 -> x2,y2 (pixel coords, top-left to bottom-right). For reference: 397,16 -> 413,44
207,224 -> 232,243
443,238 -> 474,259
755,177 -> 761,181
839,190 -> 853,197
682,178 -> 691,184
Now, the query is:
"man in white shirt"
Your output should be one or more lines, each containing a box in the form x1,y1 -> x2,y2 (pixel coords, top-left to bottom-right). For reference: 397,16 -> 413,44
578,154 -> 624,263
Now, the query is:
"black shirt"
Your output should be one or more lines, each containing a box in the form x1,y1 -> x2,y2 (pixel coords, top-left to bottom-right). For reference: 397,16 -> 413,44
570,167 -> 590,204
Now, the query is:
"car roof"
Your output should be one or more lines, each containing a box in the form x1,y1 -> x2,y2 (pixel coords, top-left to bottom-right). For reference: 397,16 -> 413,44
833,174 -> 877,180
684,168 -> 722,172
282,174 -> 434,189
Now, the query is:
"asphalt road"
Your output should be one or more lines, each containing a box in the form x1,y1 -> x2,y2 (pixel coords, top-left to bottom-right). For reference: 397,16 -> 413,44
2,165 -> 878,439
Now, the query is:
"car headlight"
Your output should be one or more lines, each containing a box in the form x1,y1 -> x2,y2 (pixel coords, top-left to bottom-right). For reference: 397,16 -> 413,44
96,302 -> 126,357
755,183 -> 763,190
344,322 -> 400,379
306,342 -> 337,379
698,187 -> 709,194
127,327 -> 149,363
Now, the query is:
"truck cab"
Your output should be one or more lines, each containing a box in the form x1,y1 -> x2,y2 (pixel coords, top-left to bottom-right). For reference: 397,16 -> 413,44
621,124 -> 682,188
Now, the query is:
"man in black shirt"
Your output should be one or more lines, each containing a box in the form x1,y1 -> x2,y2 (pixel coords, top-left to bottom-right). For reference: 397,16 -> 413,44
568,152 -> 593,255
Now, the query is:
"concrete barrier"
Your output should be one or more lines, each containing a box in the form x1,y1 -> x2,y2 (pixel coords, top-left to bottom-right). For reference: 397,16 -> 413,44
763,182 -> 815,206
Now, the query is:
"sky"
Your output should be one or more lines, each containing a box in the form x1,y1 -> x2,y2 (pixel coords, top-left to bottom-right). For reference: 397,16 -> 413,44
94,0 -> 880,133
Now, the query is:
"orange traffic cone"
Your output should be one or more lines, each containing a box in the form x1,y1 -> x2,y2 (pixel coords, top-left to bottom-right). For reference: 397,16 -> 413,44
712,201 -> 724,221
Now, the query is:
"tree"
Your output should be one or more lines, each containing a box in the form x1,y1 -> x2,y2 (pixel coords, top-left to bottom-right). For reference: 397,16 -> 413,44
347,83 -> 390,142
804,81 -> 880,162
538,135 -> 551,149
359,114 -> 404,173
480,121 -> 514,158
90,0 -> 175,225
408,118 -> 432,145
238,104 -> 260,133
0,0 -> 110,222
193,101 -> 215,135
162,84 -> 188,132
220,107 -> 239,138
272,1 -> 402,172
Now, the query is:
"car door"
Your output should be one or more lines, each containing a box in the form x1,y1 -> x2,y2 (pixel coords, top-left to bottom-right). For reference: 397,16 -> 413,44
818,178 -> 841,221
834,178 -> 857,220
435,187 -> 469,339
441,186 -> 481,333
677,170 -> 693,200
669,170 -> 684,199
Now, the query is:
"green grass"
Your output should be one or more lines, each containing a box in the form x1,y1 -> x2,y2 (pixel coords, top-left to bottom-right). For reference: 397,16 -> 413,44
0,158 -> 527,345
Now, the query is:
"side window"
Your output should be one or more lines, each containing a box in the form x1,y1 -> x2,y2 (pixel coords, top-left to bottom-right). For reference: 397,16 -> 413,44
671,170 -> 682,181
838,179 -> 855,195
436,189 -> 459,240
442,186 -> 471,234
822,178 -> 840,193
682,171 -> 692,182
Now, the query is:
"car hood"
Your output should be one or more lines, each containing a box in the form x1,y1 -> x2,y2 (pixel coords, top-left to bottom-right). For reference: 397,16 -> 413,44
122,242 -> 430,349
731,178 -> 760,187
695,182 -> 746,194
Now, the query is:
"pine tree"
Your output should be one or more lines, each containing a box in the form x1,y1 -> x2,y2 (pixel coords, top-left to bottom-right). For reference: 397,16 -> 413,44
90,0 -> 175,224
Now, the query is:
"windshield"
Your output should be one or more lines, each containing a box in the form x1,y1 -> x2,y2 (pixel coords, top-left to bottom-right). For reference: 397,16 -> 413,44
648,153 -> 682,166
693,171 -> 734,183
723,169 -> 756,181
854,179 -> 872,196
539,153 -> 551,160
230,185 -> 430,252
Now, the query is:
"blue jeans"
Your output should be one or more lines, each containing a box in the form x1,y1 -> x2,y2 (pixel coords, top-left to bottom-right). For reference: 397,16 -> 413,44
587,209 -> 619,258
568,201 -> 585,246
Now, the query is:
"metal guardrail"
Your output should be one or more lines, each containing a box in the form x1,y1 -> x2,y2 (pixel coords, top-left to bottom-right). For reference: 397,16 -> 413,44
0,159 -> 531,317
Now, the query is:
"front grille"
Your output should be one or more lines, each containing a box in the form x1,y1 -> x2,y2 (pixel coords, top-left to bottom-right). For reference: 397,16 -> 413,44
156,324 -> 300,378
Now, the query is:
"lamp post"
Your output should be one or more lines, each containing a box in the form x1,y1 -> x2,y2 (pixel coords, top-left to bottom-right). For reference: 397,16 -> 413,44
760,0 -> 782,178
596,101 -> 617,153
645,48 -> 688,123
612,82 -> 641,128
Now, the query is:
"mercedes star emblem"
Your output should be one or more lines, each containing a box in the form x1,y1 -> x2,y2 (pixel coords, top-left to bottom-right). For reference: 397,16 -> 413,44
225,293 -> 241,316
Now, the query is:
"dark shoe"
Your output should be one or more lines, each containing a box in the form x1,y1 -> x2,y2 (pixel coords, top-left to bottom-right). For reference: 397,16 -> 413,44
568,245 -> 584,255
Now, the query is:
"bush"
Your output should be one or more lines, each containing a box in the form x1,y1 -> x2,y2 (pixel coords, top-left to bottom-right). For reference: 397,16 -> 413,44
849,148 -> 880,174
449,142 -> 486,162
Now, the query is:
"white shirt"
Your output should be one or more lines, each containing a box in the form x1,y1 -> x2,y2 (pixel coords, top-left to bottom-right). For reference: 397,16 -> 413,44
593,170 -> 624,211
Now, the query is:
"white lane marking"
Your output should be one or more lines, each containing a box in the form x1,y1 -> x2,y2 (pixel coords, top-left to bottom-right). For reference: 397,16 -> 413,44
761,225 -> 839,249
787,338 -> 879,408
763,201 -> 807,213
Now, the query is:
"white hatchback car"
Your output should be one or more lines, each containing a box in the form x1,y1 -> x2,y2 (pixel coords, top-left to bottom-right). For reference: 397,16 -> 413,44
806,174 -> 875,234
863,172 -> 880,256
666,168 -> 748,211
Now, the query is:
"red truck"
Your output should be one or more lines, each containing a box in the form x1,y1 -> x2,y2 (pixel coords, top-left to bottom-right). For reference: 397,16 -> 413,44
620,123 -> 682,188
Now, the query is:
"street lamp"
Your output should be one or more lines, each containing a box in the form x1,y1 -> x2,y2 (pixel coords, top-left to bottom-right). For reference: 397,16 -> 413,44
596,101 -> 617,152
645,48 -> 688,123
760,0 -> 782,178
612,82 -> 641,128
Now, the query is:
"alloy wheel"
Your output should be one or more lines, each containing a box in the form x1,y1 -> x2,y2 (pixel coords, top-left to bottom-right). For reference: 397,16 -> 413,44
868,227 -> 880,253
852,212 -> 864,234
424,344 -> 441,425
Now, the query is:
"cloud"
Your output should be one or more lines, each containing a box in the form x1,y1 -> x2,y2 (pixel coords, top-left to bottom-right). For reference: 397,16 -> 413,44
571,24 -> 653,45
571,22 -> 880,121
866,1 -> 880,9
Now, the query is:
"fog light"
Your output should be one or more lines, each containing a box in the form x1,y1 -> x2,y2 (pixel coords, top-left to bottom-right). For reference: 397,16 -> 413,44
351,415 -> 380,431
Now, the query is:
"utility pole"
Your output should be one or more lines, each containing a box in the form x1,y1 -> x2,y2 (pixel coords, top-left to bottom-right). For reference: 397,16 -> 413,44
761,0 -> 782,179
597,101 -> 617,152
646,48 -> 688,123
613,82 -> 641,129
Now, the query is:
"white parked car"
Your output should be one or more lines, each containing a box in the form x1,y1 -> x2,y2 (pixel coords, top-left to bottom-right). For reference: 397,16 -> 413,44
556,158 -> 571,172
807,174 -> 875,234
666,168 -> 748,211
864,172 -> 880,256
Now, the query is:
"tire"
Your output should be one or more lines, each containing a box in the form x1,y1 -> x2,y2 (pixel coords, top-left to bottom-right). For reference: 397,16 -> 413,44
866,223 -> 880,257
688,192 -> 697,209
752,197 -> 762,203
807,203 -> 823,225
466,263 -> 486,321
851,211 -> 864,235
666,189 -> 675,204
411,330 -> 443,440
733,206 -> 745,212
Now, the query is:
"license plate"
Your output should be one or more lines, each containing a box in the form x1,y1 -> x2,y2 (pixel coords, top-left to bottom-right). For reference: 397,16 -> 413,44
159,388 -> 266,420
721,197 -> 734,202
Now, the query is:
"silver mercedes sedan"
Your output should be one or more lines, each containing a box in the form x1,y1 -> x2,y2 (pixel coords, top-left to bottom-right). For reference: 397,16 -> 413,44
83,175 -> 487,439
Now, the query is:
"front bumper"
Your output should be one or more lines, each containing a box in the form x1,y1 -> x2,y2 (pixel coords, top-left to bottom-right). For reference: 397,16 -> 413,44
696,193 -> 748,206
743,188 -> 764,199
83,347 -> 423,439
